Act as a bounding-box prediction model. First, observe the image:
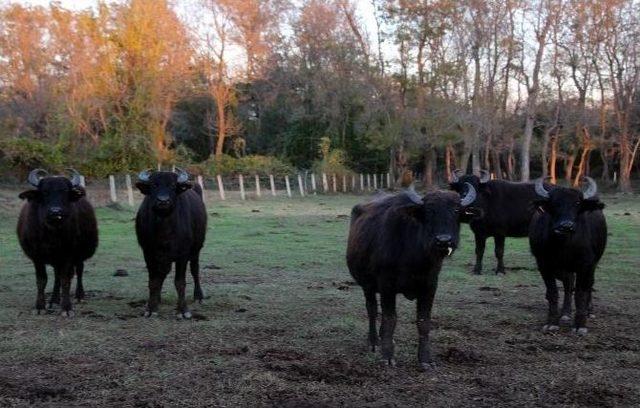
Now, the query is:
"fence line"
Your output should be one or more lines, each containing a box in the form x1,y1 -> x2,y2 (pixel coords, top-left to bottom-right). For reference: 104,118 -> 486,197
90,171 -> 395,206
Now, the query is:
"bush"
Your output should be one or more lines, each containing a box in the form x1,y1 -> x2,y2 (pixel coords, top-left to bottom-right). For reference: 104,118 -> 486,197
312,137 -> 353,175
0,137 -> 66,174
195,154 -> 295,176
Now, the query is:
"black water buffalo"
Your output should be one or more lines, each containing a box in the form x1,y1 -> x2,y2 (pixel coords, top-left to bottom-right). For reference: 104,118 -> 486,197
346,184 -> 478,370
529,177 -> 606,335
17,169 -> 98,316
450,170 -> 539,274
135,168 -> 207,319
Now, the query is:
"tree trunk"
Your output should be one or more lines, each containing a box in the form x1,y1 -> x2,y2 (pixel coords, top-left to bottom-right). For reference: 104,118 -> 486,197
549,132 -> 558,184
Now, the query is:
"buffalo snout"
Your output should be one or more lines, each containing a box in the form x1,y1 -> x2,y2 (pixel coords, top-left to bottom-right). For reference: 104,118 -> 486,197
554,220 -> 575,234
46,206 -> 65,223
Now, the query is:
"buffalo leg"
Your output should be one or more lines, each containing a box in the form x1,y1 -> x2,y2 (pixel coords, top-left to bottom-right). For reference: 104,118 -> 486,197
364,288 -> 378,352
34,263 -> 47,314
574,269 -> 594,335
560,272 -> 574,324
145,261 -> 170,317
379,291 -> 397,366
190,254 -> 204,303
473,233 -> 486,275
541,272 -> 559,332
57,263 -> 74,317
49,274 -> 61,309
494,235 -> 505,275
174,259 -> 191,319
417,283 -> 438,371
75,262 -> 85,302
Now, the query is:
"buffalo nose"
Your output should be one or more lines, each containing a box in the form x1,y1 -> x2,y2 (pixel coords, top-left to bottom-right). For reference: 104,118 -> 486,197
156,195 -> 171,206
47,207 -> 64,220
558,221 -> 575,232
436,234 -> 453,244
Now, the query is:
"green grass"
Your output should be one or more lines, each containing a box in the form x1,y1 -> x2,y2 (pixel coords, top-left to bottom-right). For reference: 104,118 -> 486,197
0,193 -> 639,407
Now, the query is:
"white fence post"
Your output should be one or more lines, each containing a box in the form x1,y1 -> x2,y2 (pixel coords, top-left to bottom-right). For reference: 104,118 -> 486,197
255,174 -> 261,197
216,175 -> 226,200
360,174 -> 364,191
109,175 -> 117,203
322,173 -> 329,192
197,175 -> 206,201
332,174 -> 337,193
342,174 -> 347,193
269,174 -> 276,196
311,173 -> 317,194
351,174 -> 356,191
125,174 -> 134,206
387,172 -> 391,189
239,174 -> 246,200
297,174 -> 305,197
367,174 -> 371,191
373,174 -> 378,190
285,175 -> 292,197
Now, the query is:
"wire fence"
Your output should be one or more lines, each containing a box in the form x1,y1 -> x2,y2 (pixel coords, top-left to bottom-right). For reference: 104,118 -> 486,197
1,172 -> 396,209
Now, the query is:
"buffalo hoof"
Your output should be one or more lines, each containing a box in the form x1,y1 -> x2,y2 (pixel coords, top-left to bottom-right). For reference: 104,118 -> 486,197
176,311 -> 192,320
32,309 -> 46,316
47,302 -> 59,310
573,327 -> 588,336
419,362 -> 436,372
143,310 -> 158,318
60,310 -> 75,318
494,268 -> 505,275
559,315 -> 572,325
542,324 -> 560,333
471,269 -> 482,276
380,358 -> 396,367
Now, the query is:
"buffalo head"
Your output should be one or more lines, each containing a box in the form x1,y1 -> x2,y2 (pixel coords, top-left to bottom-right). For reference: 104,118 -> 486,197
136,168 -> 192,215
449,169 -> 489,218
534,177 -> 604,235
19,168 -> 85,226
402,183 -> 479,257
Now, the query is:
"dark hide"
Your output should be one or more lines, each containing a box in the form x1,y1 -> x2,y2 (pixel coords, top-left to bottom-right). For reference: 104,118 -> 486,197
17,176 -> 98,314
347,189 -> 474,370
529,185 -> 606,334
450,175 -> 540,274
135,171 -> 207,318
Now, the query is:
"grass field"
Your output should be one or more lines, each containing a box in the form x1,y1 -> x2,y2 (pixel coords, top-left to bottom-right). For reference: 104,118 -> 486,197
0,191 -> 639,407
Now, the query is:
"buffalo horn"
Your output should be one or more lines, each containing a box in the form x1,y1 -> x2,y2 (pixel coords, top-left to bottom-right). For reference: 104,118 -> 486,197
175,167 -> 189,183
479,170 -> 490,183
67,168 -> 82,187
582,176 -> 597,200
28,169 -> 48,187
451,169 -> 464,183
460,182 -> 477,206
534,177 -> 550,199
138,169 -> 152,182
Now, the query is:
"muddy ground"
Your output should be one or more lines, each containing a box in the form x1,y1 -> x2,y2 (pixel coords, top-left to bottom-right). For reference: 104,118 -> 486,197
0,191 -> 638,407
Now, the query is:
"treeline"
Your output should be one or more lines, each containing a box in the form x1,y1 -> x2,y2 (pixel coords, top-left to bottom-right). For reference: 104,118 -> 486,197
0,0 -> 639,190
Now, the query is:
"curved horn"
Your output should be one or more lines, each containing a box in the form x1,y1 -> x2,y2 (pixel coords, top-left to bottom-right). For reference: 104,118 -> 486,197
175,167 -> 189,183
479,170 -> 490,183
535,177 -> 550,199
138,169 -> 152,182
582,176 -> 597,200
451,169 -> 464,183
27,169 -> 48,187
460,182 -> 477,206
66,168 -> 82,187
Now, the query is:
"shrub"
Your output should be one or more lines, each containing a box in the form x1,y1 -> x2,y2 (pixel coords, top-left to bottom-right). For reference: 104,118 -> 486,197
0,137 -> 66,174
198,154 -> 295,176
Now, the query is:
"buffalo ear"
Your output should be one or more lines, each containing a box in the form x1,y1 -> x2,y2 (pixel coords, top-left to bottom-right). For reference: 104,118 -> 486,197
580,199 -> 604,212
69,187 -> 85,201
18,190 -> 40,201
136,182 -> 151,195
177,181 -> 192,194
